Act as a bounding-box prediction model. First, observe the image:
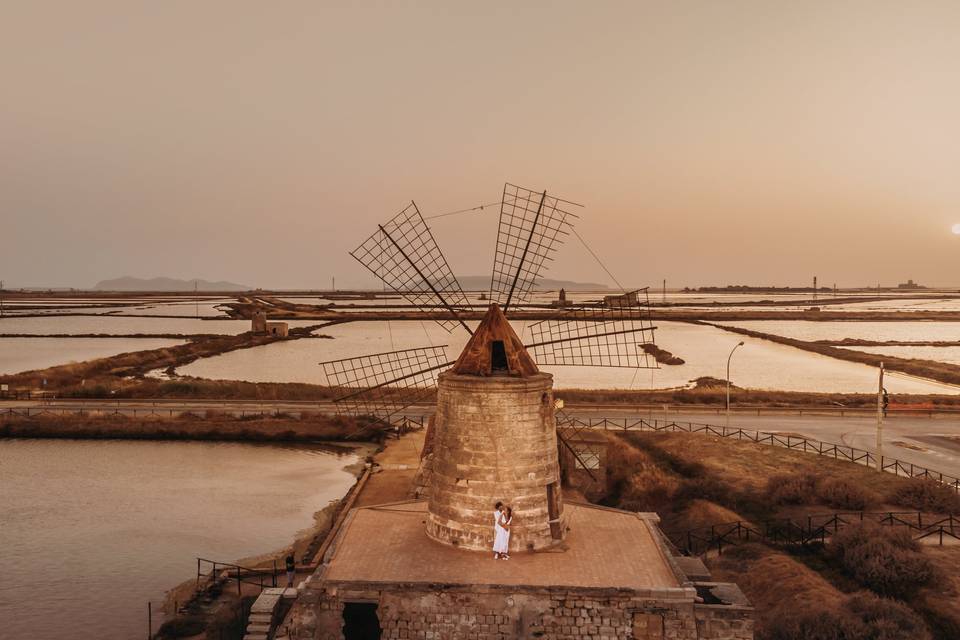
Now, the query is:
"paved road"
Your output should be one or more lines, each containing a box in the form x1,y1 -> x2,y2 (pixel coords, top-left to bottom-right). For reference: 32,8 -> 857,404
3,399 -> 959,475
581,407 -> 960,475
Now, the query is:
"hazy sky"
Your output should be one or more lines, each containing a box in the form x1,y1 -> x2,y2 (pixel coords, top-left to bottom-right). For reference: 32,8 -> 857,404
3,1 -> 960,290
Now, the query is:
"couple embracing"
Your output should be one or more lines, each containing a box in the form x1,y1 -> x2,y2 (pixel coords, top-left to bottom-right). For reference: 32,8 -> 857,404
493,501 -> 513,560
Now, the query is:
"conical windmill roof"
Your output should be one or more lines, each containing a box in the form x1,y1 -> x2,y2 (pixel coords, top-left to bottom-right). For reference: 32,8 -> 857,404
450,303 -> 539,376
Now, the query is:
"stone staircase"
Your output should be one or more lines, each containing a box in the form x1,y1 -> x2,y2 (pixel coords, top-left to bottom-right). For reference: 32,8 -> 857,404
242,587 -> 298,640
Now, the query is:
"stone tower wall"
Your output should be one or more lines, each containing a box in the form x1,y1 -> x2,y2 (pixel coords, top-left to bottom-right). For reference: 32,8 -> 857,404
426,372 -> 563,552
251,310 -> 267,334
291,583 -> 754,640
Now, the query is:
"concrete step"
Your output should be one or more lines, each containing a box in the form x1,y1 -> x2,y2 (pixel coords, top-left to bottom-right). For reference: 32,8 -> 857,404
246,623 -> 271,633
243,634 -> 268,640
250,592 -> 282,614
248,613 -> 272,624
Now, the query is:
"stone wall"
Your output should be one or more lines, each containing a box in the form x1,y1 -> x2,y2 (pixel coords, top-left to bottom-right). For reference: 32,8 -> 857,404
427,372 -> 564,552
286,582 -> 753,640
251,310 -> 267,333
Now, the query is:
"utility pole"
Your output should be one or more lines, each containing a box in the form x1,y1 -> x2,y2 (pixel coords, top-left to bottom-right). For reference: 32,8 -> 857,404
726,341 -> 745,428
0,279 -> 4,317
813,276 -> 817,302
662,279 -> 666,304
877,362 -> 884,470
194,280 -> 199,318
332,276 -> 335,292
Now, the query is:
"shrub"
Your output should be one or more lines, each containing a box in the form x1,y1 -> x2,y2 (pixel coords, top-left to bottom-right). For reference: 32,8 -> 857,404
847,592 -> 931,640
204,595 -> 256,640
602,438 -> 680,511
766,473 -> 818,505
156,614 -> 206,639
817,477 -> 880,510
891,478 -> 960,513
761,608 -> 864,640
828,522 -> 935,598
760,592 -> 932,640
673,477 -> 731,506
632,437 -> 706,478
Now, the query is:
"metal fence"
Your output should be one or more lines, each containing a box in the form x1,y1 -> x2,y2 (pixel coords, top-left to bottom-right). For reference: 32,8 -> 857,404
196,557 -> 279,596
552,416 -> 960,493
667,511 -> 960,556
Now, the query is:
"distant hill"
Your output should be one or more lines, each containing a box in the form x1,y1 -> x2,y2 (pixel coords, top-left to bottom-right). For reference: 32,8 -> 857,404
93,276 -> 251,292
456,276 -> 611,291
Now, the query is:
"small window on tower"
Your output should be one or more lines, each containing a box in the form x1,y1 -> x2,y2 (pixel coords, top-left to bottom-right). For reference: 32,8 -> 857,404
491,340 -> 508,372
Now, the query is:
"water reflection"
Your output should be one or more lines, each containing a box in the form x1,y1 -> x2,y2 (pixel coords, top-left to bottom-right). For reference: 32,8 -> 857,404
0,439 -> 359,640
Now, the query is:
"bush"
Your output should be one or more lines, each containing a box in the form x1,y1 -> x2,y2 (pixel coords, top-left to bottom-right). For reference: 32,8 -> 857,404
156,614 -> 207,639
761,608 -> 864,640
766,473 -> 818,505
673,477 -> 731,506
847,592 -> 931,640
817,477 -> 880,510
632,437 -> 706,478
891,478 -> 960,513
601,438 -> 680,511
828,522 -> 935,598
760,592 -> 932,640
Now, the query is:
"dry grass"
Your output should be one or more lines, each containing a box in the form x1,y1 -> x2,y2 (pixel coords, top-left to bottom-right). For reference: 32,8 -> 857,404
618,431 -> 919,505
661,498 -> 748,533
599,431 -> 959,638
915,547 -> 960,638
710,544 -> 846,621
0,413 -> 389,442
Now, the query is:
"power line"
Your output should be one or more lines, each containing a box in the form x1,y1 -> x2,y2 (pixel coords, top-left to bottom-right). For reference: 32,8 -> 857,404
571,228 -> 626,293
424,202 -> 501,220
425,199 -> 631,294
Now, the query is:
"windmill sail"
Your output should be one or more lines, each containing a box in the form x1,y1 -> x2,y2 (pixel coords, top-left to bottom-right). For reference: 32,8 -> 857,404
525,290 -> 658,368
351,202 -> 472,333
320,345 -> 451,424
489,183 -> 580,311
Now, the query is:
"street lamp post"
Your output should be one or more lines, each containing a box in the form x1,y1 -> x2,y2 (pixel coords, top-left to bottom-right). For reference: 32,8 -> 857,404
726,341 -> 745,428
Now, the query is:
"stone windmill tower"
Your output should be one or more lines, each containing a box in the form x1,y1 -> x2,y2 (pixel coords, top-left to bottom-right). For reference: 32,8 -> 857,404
427,303 -> 563,551
320,182 -> 659,554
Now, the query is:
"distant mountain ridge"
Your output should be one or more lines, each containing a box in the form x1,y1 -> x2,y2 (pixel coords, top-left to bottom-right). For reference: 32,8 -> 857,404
94,276 -> 250,292
456,276 -> 611,291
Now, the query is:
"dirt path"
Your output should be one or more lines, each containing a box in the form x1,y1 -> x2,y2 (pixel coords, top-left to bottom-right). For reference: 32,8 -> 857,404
355,430 -> 425,506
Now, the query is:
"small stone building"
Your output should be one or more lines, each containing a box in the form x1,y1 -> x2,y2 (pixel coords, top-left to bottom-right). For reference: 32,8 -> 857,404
603,290 -> 640,308
251,309 -> 289,337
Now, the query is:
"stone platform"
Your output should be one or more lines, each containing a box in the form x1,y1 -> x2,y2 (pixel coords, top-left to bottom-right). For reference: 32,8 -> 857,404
285,499 -> 753,639
323,500 -> 679,591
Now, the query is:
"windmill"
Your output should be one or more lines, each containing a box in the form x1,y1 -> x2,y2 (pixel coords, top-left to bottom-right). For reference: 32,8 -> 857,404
320,183 -> 658,477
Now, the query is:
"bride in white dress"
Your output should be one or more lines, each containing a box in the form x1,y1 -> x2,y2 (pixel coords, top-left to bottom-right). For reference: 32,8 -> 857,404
493,503 -> 512,560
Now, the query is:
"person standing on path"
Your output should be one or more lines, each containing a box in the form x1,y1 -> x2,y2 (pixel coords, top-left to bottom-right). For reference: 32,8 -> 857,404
500,507 -> 513,560
285,554 -> 296,587
493,501 -> 510,560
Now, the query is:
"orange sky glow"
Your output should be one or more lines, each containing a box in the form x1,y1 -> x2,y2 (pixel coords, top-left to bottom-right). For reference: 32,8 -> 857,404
2,1 -> 960,289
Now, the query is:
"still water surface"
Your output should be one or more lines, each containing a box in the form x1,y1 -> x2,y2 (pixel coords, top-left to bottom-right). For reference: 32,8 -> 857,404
0,439 -> 359,640
0,337 -> 186,374
176,321 -> 957,394
716,320 -> 960,343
